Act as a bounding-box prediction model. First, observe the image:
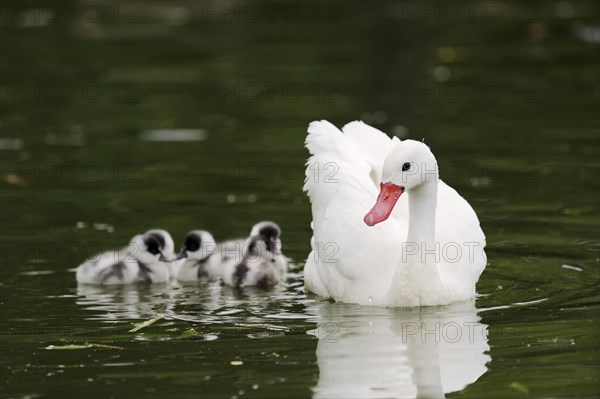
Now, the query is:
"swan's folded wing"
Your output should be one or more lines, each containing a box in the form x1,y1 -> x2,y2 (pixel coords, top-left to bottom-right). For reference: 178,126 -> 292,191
304,120 -> 396,193
342,121 -> 399,186
303,121 -> 404,302
304,120 -> 374,216
305,120 -> 361,164
342,121 -> 400,186
435,181 -> 487,289
304,120 -> 378,230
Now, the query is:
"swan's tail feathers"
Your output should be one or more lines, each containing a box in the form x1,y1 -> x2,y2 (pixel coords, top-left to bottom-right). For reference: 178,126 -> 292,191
342,120 -> 397,150
305,120 -> 346,157
305,120 -> 361,193
304,120 -> 389,194
341,121 -> 398,184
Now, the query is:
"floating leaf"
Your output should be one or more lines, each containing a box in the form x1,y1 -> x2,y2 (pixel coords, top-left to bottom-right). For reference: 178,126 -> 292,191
129,317 -> 162,333
178,328 -> 200,339
235,323 -> 289,332
45,343 -> 122,350
509,382 -> 529,394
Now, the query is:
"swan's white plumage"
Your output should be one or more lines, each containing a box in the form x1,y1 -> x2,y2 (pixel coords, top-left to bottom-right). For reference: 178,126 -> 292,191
304,120 -> 486,307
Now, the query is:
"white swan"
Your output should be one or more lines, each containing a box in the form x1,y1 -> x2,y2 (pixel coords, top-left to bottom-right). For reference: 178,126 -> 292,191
303,121 -> 486,307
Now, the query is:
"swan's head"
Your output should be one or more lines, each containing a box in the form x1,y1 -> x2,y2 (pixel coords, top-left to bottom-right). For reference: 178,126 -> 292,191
249,221 -> 282,255
176,230 -> 217,260
130,230 -> 176,264
365,140 -> 438,227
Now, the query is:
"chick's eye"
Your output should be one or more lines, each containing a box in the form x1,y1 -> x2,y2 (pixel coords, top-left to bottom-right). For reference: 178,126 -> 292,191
402,162 -> 411,171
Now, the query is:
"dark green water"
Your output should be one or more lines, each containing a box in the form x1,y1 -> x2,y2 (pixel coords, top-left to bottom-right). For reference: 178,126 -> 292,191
1,1 -> 599,398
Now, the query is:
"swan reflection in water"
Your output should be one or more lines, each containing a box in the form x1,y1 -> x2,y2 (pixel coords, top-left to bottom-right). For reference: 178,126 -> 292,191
307,300 -> 490,399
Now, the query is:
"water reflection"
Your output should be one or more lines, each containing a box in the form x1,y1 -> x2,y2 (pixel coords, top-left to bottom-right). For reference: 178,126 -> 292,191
308,301 -> 490,399
75,272 -> 305,325
76,284 -> 172,320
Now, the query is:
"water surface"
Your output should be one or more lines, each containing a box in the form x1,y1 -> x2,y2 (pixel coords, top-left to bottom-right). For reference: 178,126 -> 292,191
1,1 -> 599,398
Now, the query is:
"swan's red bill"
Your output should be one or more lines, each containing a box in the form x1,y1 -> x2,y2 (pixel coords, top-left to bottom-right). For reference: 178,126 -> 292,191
364,182 -> 404,226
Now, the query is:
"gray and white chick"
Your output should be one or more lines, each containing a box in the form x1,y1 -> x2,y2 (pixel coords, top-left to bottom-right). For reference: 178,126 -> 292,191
76,229 -> 176,285
220,221 -> 288,289
174,230 -> 220,282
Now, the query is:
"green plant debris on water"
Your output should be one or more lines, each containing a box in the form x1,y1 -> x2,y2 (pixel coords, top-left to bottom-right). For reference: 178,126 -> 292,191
45,343 -> 123,350
128,317 -> 162,333
509,382 -> 530,394
235,323 -> 289,331
177,328 -> 200,339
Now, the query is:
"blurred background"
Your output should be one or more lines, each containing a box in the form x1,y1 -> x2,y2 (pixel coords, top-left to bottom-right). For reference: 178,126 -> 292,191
1,1 -> 599,398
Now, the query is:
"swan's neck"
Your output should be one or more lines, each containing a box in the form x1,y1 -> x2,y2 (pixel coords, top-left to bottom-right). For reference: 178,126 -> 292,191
407,180 -> 437,252
386,180 -> 441,306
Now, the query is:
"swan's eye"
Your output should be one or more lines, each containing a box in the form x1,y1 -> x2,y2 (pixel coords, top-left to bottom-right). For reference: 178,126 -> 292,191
402,162 -> 411,171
